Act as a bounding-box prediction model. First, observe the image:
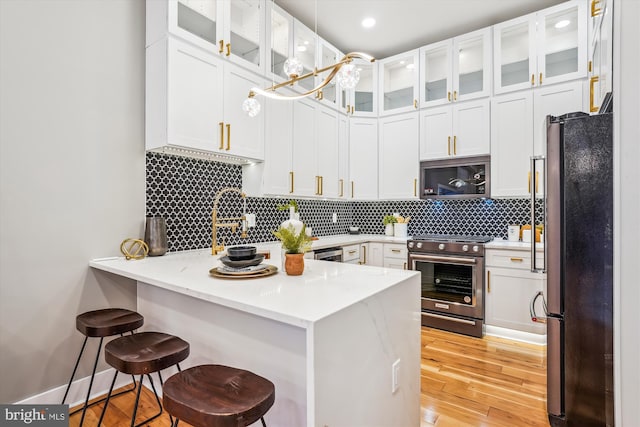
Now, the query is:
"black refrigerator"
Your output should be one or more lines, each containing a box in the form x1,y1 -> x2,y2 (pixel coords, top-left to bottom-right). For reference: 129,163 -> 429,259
531,112 -> 614,427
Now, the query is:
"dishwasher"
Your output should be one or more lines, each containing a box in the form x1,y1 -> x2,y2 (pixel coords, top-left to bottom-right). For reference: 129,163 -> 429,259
313,247 -> 343,262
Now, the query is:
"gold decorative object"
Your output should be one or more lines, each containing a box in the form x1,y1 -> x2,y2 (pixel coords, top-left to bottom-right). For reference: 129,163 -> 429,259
212,187 -> 248,255
120,238 -> 149,260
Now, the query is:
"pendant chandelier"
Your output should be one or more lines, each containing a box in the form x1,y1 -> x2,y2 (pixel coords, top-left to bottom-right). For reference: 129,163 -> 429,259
242,0 -> 375,117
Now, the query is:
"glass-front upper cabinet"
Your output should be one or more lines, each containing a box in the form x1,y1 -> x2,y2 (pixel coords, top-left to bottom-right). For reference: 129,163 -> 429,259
292,19 -> 317,93
378,50 -> 419,115
420,28 -> 491,108
316,40 -> 341,110
266,2 -> 293,82
149,0 -> 266,73
342,60 -> 378,117
494,0 -> 586,94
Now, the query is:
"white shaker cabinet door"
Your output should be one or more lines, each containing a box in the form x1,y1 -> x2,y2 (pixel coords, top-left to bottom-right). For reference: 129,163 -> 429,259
420,106 -> 452,160
452,98 -> 490,157
292,99 -> 317,197
348,118 -> 378,200
262,95 -> 293,195
316,106 -> 340,198
379,113 -> 419,199
490,91 -> 534,197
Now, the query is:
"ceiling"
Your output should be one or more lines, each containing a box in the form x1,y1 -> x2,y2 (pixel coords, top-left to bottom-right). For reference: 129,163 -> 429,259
274,0 -> 567,59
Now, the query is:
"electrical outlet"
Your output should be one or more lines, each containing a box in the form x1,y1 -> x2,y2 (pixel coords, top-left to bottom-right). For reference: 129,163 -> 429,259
392,359 -> 400,393
332,213 -> 337,223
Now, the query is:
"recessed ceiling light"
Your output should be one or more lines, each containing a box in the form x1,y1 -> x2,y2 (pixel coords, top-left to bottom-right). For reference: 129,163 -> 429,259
297,45 -> 307,52
555,19 -> 570,29
361,17 -> 376,28
406,63 -> 415,70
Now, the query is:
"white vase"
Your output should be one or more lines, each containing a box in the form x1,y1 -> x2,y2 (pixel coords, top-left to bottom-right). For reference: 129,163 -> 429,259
394,223 -> 408,237
385,224 -> 394,236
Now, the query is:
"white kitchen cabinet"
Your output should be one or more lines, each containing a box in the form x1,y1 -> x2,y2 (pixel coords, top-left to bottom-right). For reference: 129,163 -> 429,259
348,118 -> 378,200
420,99 -> 490,160
587,0 -> 612,113
491,80 -> 584,198
383,243 -> 408,270
260,92 -> 293,195
342,244 -> 361,264
493,0 -> 587,95
316,39 -> 342,111
342,60 -> 378,117
378,113 -> 419,199
337,115 -> 349,198
365,242 -> 384,267
147,0 -> 266,74
420,27 -> 491,108
379,50 -> 420,115
290,100 -> 339,197
146,37 -> 264,160
266,2 -> 293,82
485,248 -> 546,335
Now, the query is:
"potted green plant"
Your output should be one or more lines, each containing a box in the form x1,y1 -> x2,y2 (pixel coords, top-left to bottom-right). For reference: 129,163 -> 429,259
277,199 -> 300,220
273,223 -> 312,276
383,215 -> 398,236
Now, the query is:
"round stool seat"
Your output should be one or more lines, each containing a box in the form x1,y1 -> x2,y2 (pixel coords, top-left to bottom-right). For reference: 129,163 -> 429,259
163,364 -> 275,427
104,332 -> 190,375
76,308 -> 144,337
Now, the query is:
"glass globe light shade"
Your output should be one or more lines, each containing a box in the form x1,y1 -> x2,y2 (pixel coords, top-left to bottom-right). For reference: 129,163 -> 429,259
336,63 -> 360,89
283,57 -> 303,78
242,97 -> 261,117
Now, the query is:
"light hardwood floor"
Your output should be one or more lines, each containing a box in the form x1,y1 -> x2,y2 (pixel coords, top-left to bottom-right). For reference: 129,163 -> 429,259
70,327 -> 550,426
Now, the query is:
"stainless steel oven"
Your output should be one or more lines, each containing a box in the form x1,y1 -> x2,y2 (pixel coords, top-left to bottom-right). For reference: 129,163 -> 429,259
407,235 -> 491,338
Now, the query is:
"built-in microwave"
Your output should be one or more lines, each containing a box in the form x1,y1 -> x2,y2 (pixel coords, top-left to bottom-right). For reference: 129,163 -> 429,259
419,155 -> 490,199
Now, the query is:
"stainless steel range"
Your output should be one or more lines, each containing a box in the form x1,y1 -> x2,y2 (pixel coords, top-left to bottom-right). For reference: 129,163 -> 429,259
407,234 -> 492,338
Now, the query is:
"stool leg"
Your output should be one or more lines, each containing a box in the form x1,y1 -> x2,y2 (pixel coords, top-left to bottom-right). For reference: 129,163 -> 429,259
130,373 -> 163,427
61,336 -> 88,405
97,370 -> 118,426
157,370 -> 174,426
261,417 -> 267,427
78,337 -> 103,427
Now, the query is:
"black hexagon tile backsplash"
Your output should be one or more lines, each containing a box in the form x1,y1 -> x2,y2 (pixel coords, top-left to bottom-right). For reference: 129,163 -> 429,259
146,153 -> 542,252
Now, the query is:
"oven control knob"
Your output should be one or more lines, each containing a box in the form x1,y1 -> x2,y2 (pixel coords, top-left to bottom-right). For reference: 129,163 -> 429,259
472,245 -> 479,252
408,242 -> 414,249
438,243 -> 445,250
462,245 -> 469,252
416,242 -> 423,249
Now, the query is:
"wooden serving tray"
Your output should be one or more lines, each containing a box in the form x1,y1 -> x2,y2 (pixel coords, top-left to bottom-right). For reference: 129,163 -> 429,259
209,264 -> 278,280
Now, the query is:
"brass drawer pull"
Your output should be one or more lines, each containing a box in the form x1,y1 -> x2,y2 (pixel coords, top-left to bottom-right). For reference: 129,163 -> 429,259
225,123 -> 231,150
590,76 -> 600,112
219,122 -> 224,149
510,257 -> 524,262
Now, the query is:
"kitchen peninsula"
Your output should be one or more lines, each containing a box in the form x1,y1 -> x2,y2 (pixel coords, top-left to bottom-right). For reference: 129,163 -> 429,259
90,243 -> 421,427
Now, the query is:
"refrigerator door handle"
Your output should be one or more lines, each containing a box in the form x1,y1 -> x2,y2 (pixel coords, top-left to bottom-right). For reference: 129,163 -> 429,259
530,155 -> 546,273
530,291 -> 548,323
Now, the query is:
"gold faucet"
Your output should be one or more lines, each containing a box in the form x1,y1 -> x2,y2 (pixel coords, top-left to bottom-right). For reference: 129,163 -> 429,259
212,187 -> 248,255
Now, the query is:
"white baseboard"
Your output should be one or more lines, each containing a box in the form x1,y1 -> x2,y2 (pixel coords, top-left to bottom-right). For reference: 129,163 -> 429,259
15,368 -> 136,406
484,325 -> 547,345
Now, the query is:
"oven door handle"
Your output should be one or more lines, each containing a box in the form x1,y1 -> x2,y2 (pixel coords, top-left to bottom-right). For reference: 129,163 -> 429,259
409,254 -> 477,265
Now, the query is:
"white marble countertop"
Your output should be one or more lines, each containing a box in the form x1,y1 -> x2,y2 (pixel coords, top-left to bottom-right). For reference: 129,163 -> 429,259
306,233 -> 409,249
90,238 -> 418,329
486,239 -> 545,250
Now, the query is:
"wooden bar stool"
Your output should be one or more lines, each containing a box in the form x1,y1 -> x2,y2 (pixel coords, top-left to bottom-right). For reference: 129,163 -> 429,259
61,308 -> 144,426
162,364 -> 275,427
97,331 -> 190,427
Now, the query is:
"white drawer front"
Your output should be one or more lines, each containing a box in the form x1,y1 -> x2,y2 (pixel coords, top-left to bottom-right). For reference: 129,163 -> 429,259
486,249 -> 544,270
342,244 -> 361,262
383,244 -> 407,259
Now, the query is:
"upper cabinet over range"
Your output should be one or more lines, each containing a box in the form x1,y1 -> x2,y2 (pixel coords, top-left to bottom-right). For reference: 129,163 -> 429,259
147,0 -> 267,73
419,27 -> 492,108
378,50 -> 420,116
493,0 -> 587,95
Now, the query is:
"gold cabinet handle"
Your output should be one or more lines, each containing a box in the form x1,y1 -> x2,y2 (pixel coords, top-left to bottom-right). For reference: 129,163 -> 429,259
339,179 -> 344,197
539,72 -> 543,85
225,43 -> 231,57
346,104 -> 351,114
588,60 -> 593,73
348,250 -> 357,255
225,123 -> 231,150
351,105 -> 354,114
289,171 -> 294,193
535,171 -> 539,193
320,176 -> 323,195
453,90 -> 457,101
413,178 -> 417,197
510,257 -> 524,262
391,249 -> 402,253
219,122 -> 224,149
413,99 -> 418,109
219,40 -> 224,54
315,176 -> 320,195
453,135 -> 457,155
487,271 -> 491,293
351,181 -> 354,198
447,91 -> 451,102
531,74 -> 535,86
528,171 -> 532,193
590,76 -> 600,112
361,245 -> 367,264
403,262 -> 407,270
447,136 -> 451,155
591,0 -> 602,17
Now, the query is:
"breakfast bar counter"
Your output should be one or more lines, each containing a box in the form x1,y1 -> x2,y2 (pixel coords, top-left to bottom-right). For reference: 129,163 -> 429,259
90,246 -> 421,427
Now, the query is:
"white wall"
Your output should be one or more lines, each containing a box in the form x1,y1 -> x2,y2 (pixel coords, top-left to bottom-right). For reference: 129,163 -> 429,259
0,0 -> 145,403
614,0 -> 640,424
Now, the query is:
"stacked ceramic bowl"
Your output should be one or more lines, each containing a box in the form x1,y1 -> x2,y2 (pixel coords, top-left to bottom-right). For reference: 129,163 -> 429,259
220,246 -> 264,268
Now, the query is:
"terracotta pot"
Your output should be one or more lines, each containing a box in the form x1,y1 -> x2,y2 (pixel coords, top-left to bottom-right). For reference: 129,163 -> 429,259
284,253 -> 305,276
